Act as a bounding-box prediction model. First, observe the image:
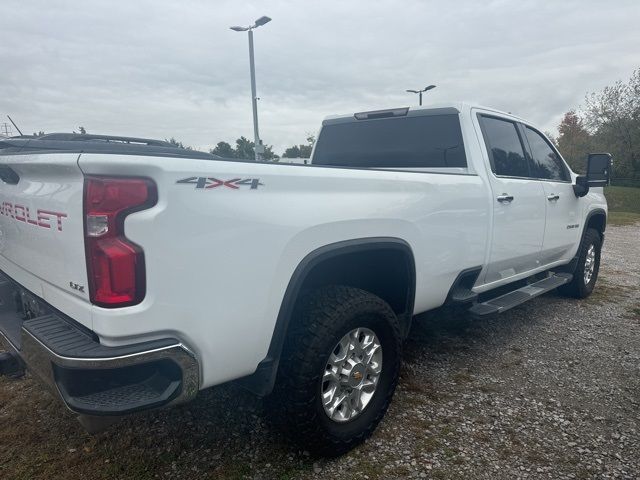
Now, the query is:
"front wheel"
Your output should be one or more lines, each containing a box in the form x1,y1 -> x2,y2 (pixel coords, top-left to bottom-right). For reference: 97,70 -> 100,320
559,228 -> 602,298
273,285 -> 402,456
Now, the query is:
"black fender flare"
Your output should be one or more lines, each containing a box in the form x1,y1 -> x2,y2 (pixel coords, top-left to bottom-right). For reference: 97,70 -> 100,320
238,237 -> 416,396
585,208 -> 607,235
559,208 -> 607,275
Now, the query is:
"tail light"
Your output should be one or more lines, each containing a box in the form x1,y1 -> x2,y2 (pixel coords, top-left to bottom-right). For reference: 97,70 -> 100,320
84,176 -> 157,307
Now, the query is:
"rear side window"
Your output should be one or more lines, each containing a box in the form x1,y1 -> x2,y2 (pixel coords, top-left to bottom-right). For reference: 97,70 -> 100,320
479,116 -> 529,178
313,114 -> 467,168
524,127 -> 569,181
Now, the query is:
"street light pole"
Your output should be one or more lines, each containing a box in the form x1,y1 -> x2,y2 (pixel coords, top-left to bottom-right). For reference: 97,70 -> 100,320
406,85 -> 436,106
231,16 -> 271,161
247,29 -> 262,160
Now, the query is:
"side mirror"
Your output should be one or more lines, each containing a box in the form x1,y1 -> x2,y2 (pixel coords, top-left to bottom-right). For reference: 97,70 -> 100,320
586,153 -> 612,187
573,153 -> 612,197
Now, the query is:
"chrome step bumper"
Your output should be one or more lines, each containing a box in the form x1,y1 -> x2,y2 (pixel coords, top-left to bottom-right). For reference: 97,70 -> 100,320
0,272 -> 199,416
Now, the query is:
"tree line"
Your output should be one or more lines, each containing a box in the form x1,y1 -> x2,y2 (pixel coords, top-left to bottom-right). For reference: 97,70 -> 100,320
552,68 -> 640,185
167,135 -> 315,161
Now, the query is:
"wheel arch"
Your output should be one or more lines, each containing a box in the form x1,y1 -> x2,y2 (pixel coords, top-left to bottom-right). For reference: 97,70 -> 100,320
238,237 -> 416,396
585,208 -> 607,238
558,208 -> 607,276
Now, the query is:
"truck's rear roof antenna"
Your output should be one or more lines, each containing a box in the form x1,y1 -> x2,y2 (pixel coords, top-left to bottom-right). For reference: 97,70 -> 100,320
6,115 -> 23,136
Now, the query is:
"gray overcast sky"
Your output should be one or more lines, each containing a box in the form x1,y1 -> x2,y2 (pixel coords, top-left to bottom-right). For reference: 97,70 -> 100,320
1,0 -> 639,153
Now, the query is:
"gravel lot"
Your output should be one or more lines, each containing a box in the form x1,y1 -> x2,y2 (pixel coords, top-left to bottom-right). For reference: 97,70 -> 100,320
1,224 -> 639,480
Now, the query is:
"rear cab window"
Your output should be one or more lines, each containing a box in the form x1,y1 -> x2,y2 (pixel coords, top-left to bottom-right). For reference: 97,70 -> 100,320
312,110 -> 467,170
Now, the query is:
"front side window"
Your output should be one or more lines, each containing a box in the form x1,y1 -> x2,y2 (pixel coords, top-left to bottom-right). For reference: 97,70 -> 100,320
312,114 -> 467,168
479,116 -> 530,178
524,127 -> 569,181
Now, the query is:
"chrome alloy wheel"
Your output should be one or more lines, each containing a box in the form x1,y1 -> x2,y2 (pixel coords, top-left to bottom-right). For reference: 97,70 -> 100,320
321,327 -> 383,423
584,244 -> 596,285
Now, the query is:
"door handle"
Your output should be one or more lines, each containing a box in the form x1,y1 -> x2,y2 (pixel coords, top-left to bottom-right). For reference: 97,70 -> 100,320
497,194 -> 514,203
547,194 -> 560,201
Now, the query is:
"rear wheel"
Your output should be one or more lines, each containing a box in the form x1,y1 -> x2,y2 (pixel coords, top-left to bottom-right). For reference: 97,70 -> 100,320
273,285 -> 402,456
559,228 -> 602,298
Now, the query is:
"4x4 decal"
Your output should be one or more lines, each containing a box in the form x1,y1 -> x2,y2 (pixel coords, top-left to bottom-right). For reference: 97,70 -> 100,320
177,177 -> 263,190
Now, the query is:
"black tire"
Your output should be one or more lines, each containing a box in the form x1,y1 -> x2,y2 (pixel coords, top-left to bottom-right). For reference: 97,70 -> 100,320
558,228 -> 602,299
272,285 -> 402,456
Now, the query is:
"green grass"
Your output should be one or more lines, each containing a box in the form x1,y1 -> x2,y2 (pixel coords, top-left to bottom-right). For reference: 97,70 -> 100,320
608,211 -> 640,226
605,186 -> 640,213
605,186 -> 640,225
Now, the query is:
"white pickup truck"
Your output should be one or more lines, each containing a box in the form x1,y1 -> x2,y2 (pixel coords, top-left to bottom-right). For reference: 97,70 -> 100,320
0,103 -> 611,455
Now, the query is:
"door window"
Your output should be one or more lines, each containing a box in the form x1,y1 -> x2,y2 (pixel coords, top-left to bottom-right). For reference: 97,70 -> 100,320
479,116 -> 530,178
524,127 -> 569,181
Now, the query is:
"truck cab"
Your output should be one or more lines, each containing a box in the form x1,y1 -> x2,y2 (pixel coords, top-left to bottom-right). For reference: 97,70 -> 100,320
311,103 -> 607,292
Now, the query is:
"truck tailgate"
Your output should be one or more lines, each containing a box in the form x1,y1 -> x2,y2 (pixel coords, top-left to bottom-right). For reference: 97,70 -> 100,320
0,153 -> 89,316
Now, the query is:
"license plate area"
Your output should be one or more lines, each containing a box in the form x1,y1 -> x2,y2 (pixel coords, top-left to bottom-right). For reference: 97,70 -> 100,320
0,272 -> 52,351
19,289 -> 49,320
0,274 -> 25,349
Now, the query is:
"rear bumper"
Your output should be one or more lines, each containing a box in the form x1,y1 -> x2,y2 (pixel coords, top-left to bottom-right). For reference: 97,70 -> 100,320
0,272 -> 199,416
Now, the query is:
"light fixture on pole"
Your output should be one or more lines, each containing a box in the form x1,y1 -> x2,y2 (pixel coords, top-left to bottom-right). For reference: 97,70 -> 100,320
230,16 -> 272,161
406,85 -> 436,106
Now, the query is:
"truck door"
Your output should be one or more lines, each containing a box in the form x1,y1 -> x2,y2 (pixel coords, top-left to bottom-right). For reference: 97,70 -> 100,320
521,125 -> 581,265
476,114 -> 546,285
